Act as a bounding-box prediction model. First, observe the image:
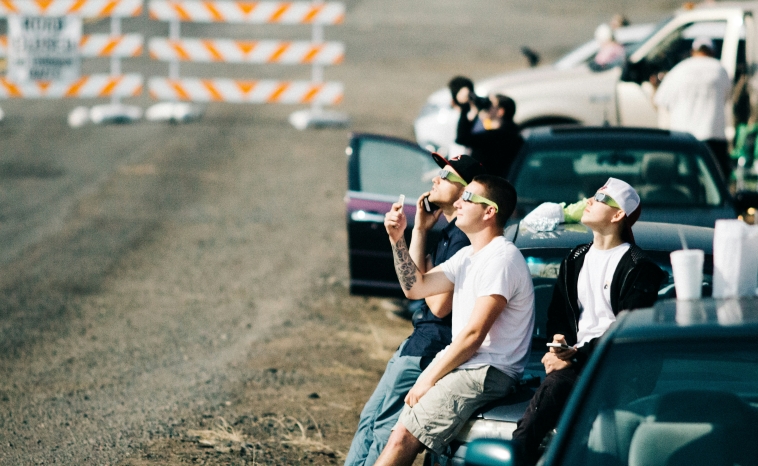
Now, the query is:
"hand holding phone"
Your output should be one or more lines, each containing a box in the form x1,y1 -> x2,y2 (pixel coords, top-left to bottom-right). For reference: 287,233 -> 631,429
546,342 -> 571,351
423,196 -> 439,213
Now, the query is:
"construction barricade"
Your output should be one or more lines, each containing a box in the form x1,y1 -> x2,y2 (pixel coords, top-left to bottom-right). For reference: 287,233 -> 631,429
0,0 -> 144,126
147,0 -> 347,128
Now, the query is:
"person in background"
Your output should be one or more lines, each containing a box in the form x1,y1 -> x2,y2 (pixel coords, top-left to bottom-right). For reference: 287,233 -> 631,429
654,37 -> 733,180
454,86 -> 523,176
591,23 -> 626,70
511,178 -> 666,465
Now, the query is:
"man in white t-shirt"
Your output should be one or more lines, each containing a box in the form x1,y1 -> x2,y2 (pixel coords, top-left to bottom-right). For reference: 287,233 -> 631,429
654,37 -> 732,180
511,178 -> 666,465
376,175 -> 535,466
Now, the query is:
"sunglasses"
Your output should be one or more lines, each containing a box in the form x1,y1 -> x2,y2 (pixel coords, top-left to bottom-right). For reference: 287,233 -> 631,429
461,191 -> 499,212
438,169 -> 468,186
593,191 -> 620,209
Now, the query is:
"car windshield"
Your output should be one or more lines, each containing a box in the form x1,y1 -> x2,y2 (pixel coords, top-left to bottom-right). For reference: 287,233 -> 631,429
558,339 -> 758,465
624,15 -> 672,57
513,147 -> 722,206
522,249 -> 714,338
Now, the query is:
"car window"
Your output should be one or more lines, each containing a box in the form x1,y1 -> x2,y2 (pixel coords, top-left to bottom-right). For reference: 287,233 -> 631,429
557,339 -> 758,465
513,148 -> 722,206
356,138 -> 438,200
643,21 -> 728,73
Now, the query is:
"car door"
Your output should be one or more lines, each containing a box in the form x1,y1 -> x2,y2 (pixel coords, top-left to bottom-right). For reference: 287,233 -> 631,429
346,133 -> 443,297
616,10 -> 744,128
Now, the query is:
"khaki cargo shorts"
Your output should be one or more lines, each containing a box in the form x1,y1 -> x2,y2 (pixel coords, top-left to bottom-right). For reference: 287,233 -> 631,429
397,364 -> 516,454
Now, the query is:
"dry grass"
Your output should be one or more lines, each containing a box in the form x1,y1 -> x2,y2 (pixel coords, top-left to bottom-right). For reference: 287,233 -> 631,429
186,417 -> 244,447
184,410 -> 343,460
264,408 -> 343,458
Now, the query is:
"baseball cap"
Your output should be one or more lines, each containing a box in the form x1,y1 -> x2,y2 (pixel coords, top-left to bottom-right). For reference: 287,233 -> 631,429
692,36 -> 714,52
599,177 -> 641,244
431,153 -> 486,184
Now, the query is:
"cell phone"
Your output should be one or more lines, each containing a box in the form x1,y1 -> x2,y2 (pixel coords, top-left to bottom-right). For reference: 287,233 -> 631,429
398,194 -> 405,206
423,196 -> 440,213
546,342 -> 571,350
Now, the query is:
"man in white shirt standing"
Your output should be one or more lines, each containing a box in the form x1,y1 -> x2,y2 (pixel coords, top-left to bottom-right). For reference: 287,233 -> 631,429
511,178 -> 666,465
654,37 -> 733,180
377,175 -> 535,466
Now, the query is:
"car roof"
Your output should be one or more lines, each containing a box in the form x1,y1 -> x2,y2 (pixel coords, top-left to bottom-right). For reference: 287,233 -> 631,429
521,126 -> 701,148
508,220 -> 714,253
611,297 -> 758,342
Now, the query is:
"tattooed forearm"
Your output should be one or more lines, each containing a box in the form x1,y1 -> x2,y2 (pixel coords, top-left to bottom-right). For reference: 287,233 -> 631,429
392,237 -> 419,291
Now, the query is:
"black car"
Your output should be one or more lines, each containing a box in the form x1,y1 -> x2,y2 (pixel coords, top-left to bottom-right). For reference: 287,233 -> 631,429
345,127 -> 757,297
426,220 -> 714,466
464,297 -> 758,466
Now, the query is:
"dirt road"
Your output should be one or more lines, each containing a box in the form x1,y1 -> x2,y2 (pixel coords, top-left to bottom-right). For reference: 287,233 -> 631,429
1,1 -> 682,464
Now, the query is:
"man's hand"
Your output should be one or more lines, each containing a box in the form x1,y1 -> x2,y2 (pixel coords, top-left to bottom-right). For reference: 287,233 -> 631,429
384,201 -> 407,244
542,334 -> 575,374
405,376 -> 434,408
550,334 -> 577,361
414,193 -> 442,232
542,351 -> 572,374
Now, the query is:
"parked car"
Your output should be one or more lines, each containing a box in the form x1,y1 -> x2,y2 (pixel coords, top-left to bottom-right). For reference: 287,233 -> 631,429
345,127 -> 758,296
414,23 -> 656,157
416,2 -> 758,157
425,220 -> 715,466
464,296 -> 758,466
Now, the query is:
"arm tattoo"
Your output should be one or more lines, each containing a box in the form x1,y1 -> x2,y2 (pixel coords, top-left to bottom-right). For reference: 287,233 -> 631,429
392,238 -> 419,291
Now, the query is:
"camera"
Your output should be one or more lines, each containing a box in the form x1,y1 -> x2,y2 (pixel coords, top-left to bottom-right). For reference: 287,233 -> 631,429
471,94 -> 492,111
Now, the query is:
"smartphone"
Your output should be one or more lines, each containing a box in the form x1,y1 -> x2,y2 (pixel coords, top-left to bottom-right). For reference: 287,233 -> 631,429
423,196 -> 440,213
546,342 -> 571,350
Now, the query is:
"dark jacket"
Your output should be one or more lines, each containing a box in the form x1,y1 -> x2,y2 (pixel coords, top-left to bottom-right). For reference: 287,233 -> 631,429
545,243 -> 667,367
455,103 -> 523,176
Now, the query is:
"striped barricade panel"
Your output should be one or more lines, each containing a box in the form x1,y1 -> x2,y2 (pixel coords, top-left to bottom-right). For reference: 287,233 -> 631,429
80,34 -> 144,57
149,0 -> 344,24
148,77 -> 342,104
0,34 -> 144,58
148,38 -> 343,64
0,0 -> 143,17
0,74 -> 143,98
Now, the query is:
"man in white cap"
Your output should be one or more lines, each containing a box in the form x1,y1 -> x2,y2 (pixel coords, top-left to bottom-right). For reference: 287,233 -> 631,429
654,36 -> 732,180
511,178 -> 666,465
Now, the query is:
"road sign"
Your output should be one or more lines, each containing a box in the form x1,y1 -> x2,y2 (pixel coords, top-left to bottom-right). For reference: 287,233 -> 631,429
7,15 -> 82,82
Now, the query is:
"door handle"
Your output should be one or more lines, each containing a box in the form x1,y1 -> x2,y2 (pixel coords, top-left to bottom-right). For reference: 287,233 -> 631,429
351,210 -> 386,223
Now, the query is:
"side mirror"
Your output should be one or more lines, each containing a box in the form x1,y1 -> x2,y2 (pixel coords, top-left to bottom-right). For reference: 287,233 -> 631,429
733,190 -> 758,217
464,439 -> 521,466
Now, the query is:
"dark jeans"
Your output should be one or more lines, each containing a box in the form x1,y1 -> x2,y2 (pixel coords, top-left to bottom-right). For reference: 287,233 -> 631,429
705,139 -> 731,182
512,366 -> 580,465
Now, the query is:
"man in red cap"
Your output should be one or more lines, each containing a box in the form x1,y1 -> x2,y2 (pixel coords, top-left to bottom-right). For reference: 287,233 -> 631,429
511,177 -> 666,465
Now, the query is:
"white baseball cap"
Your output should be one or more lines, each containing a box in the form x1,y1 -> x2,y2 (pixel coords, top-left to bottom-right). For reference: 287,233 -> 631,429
692,37 -> 714,52
599,177 -> 640,216
599,177 -> 641,243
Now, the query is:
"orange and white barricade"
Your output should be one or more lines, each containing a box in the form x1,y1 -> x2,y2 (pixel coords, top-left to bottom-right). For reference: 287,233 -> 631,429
0,0 -> 145,125
147,0 -> 347,128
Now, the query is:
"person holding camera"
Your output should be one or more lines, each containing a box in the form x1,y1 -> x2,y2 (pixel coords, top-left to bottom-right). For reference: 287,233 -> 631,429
454,85 -> 523,176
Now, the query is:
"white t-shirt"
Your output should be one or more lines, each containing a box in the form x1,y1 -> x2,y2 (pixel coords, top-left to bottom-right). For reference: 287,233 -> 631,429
440,236 -> 535,379
576,243 -> 630,347
654,56 -> 731,141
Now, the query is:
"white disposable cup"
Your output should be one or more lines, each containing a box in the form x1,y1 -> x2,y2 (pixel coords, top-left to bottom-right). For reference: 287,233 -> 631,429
670,249 -> 704,300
